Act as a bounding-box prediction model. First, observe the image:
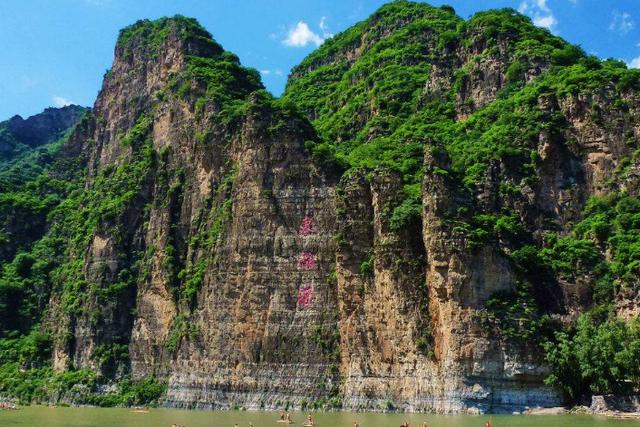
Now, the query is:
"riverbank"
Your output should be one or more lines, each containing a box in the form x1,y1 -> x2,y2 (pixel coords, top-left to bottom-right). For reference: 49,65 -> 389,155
524,395 -> 640,420
3,392 -> 640,418
584,395 -> 640,419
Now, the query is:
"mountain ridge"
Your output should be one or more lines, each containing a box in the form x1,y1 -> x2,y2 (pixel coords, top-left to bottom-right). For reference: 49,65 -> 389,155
0,2 -> 638,413
0,105 -> 88,165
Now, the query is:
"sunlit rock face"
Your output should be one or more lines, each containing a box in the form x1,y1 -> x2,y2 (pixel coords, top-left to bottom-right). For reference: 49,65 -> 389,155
11,2 -> 637,414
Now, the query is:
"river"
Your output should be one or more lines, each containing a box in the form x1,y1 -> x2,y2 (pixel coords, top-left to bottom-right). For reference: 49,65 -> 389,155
0,406 -> 637,427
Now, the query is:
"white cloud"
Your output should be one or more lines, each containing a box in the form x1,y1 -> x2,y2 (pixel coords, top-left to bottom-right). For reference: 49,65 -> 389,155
518,2 -> 529,13
318,16 -> 334,39
518,0 -> 557,30
610,10 -> 634,35
535,0 -> 550,13
82,0 -> 110,6
282,17 -> 332,48
629,56 -> 640,69
319,16 -> 328,33
534,14 -> 558,30
52,96 -> 74,107
283,21 -> 324,47
259,69 -> 284,77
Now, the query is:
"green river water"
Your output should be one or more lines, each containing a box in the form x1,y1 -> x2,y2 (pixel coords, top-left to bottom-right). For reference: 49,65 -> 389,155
0,407 -> 638,427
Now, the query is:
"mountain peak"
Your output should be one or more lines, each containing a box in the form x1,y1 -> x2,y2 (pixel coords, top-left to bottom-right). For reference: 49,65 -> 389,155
97,15 -> 263,133
114,15 -> 224,64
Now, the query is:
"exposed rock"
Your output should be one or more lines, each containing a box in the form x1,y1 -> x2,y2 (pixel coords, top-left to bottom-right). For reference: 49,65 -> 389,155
3,2 -> 639,415
590,395 -> 640,416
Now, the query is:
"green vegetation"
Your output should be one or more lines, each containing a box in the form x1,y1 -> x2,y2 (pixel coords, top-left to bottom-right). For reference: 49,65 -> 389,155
544,315 -> 640,401
310,324 -> 340,360
0,128 -> 27,166
415,326 -> 434,358
0,13 -> 293,407
479,282 -> 552,342
285,0 -> 640,402
117,15 -> 214,59
118,15 -> 266,130
0,331 -> 166,406
175,165 -> 236,308
284,1 -> 462,198
0,106 -> 87,166
359,253 -> 374,277
2,1 -> 640,408
491,192 -> 640,400
165,314 -> 199,352
0,129 -> 86,335
283,1 -> 598,232
0,108 -> 156,401
511,193 -> 640,306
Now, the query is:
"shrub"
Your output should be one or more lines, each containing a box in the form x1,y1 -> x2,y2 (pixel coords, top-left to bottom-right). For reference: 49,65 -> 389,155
544,315 -> 640,401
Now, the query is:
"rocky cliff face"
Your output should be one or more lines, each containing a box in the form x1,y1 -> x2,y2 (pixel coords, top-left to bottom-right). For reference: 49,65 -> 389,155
282,1 -> 640,412
42,17 -> 343,410
2,1 -> 639,414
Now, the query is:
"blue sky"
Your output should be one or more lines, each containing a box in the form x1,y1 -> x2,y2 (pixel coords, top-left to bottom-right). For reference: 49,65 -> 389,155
1,0 -> 639,120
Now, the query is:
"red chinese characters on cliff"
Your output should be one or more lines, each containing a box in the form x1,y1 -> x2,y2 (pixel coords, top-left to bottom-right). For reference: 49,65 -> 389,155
297,216 -> 317,309
298,251 -> 317,270
299,215 -> 313,236
297,286 -> 314,307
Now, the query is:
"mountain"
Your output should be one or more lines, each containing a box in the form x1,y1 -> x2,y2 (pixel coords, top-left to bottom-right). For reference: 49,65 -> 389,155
0,105 -> 88,269
0,105 -> 88,164
0,2 -> 638,413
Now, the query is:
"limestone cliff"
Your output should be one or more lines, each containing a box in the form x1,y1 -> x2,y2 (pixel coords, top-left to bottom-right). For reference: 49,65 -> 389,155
1,1 -> 639,414
42,16 -> 342,409
283,1 -> 640,412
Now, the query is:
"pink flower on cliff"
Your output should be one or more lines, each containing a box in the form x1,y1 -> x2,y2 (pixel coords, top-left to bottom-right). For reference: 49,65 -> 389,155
299,215 -> 313,236
298,251 -> 317,270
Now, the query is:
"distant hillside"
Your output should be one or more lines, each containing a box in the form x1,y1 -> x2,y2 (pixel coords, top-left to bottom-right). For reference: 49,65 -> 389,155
0,105 -> 88,164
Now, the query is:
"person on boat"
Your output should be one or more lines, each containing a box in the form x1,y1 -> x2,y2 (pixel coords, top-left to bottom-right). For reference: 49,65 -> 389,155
306,414 -> 314,425
286,412 -> 292,423
280,410 -> 285,420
